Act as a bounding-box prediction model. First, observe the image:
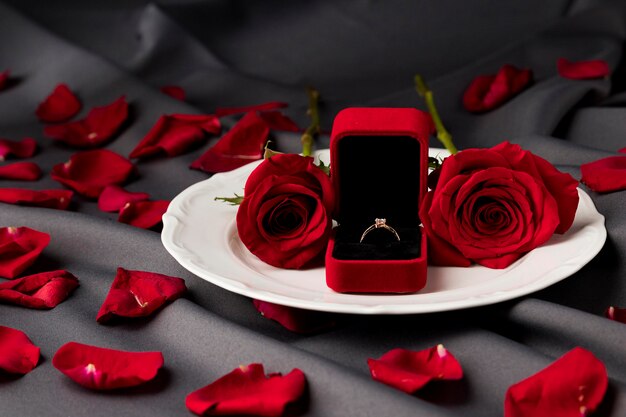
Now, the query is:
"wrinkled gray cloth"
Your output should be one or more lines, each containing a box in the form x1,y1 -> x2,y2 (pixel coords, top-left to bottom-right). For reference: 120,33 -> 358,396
1,1 -> 626,416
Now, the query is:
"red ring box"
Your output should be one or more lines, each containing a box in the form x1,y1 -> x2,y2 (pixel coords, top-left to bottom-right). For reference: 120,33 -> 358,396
325,108 -> 431,293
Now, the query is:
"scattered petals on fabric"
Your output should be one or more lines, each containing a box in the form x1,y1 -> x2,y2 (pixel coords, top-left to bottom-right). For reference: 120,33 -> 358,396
0,188 -> 73,210
580,156 -> 626,193
43,96 -> 128,148
258,111 -> 300,132
0,226 -> 50,279
98,185 -> 149,212
0,162 -> 42,181
160,85 -> 185,101
190,111 -> 269,174
52,341 -> 164,390
0,70 -> 9,91
215,101 -> 288,117
129,114 -> 221,159
96,267 -> 186,323
0,137 -> 37,160
463,64 -> 532,113
0,270 -> 79,309
117,200 -> 169,229
35,84 -> 81,123
51,149 -> 135,198
253,299 -> 336,334
186,363 -> 306,417
605,306 -> 626,323
0,326 -> 40,375
505,347 -> 607,417
367,345 -> 463,394
557,58 -> 610,80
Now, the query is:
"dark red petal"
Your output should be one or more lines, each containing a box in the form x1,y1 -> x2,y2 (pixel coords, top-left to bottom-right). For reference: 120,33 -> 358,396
619,147 -> 626,153
368,345 -> 463,394
0,270 -> 79,309
581,156 -> 626,193
96,267 -> 186,323
605,306 -> 626,323
0,188 -> 72,210
215,101 -> 288,117
0,137 -> 37,160
463,64 -> 532,113
43,96 -> 128,148
190,112 -> 269,173
186,363 -> 306,417
0,162 -> 42,181
160,85 -> 186,101
253,299 -> 336,334
51,149 -> 134,198
35,84 -> 81,123
258,111 -> 301,132
52,342 -> 163,390
557,58 -> 610,80
117,200 -> 169,229
505,347 -> 607,417
0,226 -> 50,279
0,70 -> 9,92
98,185 -> 149,212
0,326 -> 40,375
129,114 -> 221,159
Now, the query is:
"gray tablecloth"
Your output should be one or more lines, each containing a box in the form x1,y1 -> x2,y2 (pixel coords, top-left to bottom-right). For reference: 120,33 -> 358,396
1,1 -> 626,416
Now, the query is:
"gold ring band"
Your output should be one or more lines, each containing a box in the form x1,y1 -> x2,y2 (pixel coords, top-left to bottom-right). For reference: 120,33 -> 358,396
359,218 -> 400,243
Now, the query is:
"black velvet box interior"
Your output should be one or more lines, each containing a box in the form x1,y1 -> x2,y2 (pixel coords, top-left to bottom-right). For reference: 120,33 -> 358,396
332,135 -> 423,261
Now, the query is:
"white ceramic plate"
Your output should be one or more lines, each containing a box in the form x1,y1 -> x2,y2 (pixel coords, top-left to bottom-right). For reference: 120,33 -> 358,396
162,149 -> 606,314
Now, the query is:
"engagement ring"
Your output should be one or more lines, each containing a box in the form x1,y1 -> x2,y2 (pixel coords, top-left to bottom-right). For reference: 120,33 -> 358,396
360,218 -> 400,243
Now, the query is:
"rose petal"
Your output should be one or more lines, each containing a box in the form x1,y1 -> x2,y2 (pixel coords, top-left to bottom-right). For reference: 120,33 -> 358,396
0,270 -> 79,309
253,299 -> 336,334
368,345 -> 463,394
258,111 -> 300,132
43,96 -> 128,148
190,112 -> 270,174
52,342 -> 164,390
35,84 -> 81,123
160,85 -> 185,101
129,114 -> 221,159
0,326 -> 40,375
0,162 -> 42,181
0,70 -> 9,92
0,137 -> 37,160
51,149 -> 134,198
581,156 -> 626,193
0,226 -> 50,279
619,147 -> 626,154
98,185 -> 150,212
557,58 -> 610,80
96,267 -> 186,323
215,101 -> 288,117
186,363 -> 306,417
463,64 -> 532,113
117,200 -> 169,229
505,347 -> 607,417
605,306 -> 626,323
0,188 -> 73,210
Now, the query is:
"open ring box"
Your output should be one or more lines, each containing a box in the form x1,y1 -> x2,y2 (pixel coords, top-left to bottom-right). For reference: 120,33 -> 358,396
325,107 -> 431,293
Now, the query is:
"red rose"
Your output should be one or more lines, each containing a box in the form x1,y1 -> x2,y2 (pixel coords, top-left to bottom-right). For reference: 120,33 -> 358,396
420,142 -> 579,269
237,154 -> 334,269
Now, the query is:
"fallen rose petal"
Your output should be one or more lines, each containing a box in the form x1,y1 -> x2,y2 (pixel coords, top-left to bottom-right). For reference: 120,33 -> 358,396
557,58 -> 610,80
129,114 -> 221,159
0,188 -> 72,210
505,347 -> 607,417
253,299 -> 336,334
215,101 -> 288,117
96,267 -> 186,323
190,111 -> 269,173
52,342 -> 163,390
0,226 -> 50,279
619,147 -> 626,154
186,363 -> 306,417
0,137 -> 37,160
581,156 -> 626,193
43,96 -> 128,148
0,270 -> 79,309
160,85 -> 185,101
51,149 -> 134,198
0,162 -> 42,181
605,306 -> 626,323
0,71 -> 9,92
35,84 -> 81,123
117,200 -> 169,229
0,326 -> 40,375
258,111 -> 300,132
368,345 -> 463,394
98,185 -> 149,212
463,64 -> 532,113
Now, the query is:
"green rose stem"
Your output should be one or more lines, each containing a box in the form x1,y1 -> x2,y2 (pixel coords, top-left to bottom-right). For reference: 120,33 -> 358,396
414,74 -> 458,155
301,87 -> 321,157
214,193 -> 243,205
